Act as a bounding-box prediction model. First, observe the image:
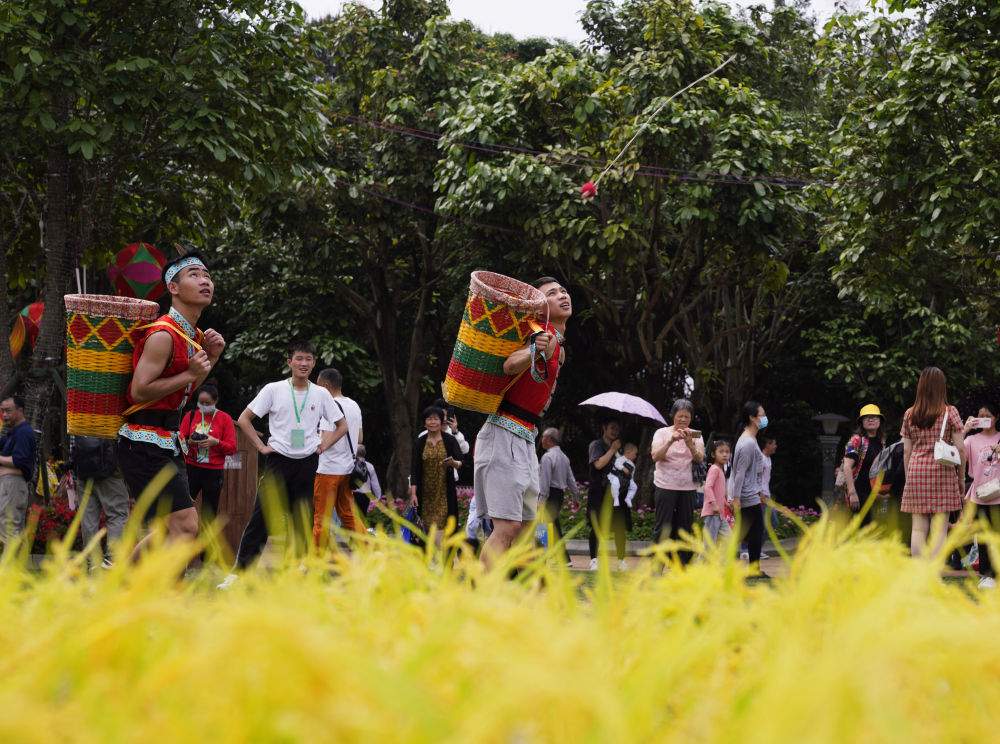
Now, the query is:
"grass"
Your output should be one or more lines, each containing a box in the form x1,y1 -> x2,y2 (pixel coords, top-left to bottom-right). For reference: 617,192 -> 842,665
0,494 -> 998,742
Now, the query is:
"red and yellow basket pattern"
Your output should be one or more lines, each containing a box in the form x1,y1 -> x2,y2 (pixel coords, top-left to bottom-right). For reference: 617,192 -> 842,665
443,272 -> 545,414
64,294 -> 160,438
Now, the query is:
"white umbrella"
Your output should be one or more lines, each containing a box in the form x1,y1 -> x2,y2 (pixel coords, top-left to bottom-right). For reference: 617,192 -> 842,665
578,392 -> 667,426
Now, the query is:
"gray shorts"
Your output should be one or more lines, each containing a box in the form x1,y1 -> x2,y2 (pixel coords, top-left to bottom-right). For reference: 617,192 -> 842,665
0,474 -> 31,543
473,423 -> 539,523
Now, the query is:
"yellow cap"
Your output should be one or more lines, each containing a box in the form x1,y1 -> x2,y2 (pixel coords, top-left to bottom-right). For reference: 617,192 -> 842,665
859,403 -> 882,419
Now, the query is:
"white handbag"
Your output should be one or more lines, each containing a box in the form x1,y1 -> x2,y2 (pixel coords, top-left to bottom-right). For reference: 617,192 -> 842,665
933,410 -> 961,466
976,478 -> 1000,504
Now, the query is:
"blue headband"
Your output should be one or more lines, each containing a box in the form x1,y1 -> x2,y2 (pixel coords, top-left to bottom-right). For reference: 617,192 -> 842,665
165,256 -> 207,284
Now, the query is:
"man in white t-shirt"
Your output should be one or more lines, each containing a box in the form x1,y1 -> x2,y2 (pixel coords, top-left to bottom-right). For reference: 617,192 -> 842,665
314,367 -> 364,546
228,341 -> 347,572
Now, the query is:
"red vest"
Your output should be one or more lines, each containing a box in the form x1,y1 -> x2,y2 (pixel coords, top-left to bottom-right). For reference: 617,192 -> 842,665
125,314 -> 204,414
497,323 -> 562,433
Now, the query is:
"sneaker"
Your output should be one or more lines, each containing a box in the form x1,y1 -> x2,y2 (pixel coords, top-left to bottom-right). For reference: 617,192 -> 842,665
217,573 -> 239,591
588,558 -> 598,571
101,557 -> 114,569
759,552 -> 771,560
739,551 -> 749,561
978,576 -> 996,590
617,559 -> 628,572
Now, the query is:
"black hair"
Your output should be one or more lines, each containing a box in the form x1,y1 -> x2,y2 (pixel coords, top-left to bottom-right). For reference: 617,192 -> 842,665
287,339 -> 316,359
317,368 -> 343,389
422,405 -> 445,423
161,250 -> 209,285
977,401 -> 1000,418
598,413 -> 620,429
759,435 -> 777,447
532,276 -> 561,289
708,438 -> 731,464
3,394 -> 25,410
197,383 -> 219,402
742,400 -> 763,427
853,419 -> 885,443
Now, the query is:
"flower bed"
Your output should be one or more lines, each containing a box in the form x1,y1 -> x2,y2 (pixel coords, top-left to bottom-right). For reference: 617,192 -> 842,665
371,486 -> 821,542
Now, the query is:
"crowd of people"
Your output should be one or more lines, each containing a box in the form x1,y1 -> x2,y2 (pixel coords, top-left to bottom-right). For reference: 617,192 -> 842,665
0,251 -> 997,592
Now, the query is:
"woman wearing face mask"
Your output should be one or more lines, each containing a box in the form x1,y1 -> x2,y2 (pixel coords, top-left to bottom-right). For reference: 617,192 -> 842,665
179,383 -> 238,521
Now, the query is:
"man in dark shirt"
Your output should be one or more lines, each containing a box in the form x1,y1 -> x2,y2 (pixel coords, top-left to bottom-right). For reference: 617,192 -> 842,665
587,416 -> 626,571
0,395 -> 36,545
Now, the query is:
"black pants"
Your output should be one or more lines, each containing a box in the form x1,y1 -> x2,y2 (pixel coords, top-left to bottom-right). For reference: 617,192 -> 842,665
588,486 -> 630,560
543,487 -> 568,562
186,465 -> 224,519
118,436 -> 193,520
738,502 -> 765,564
977,503 -> 1000,578
235,452 -> 318,568
652,488 -> 695,565
353,492 -> 370,527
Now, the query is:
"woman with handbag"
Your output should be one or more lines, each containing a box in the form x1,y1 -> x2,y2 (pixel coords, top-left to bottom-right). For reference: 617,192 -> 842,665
962,402 -> 1000,588
900,367 -> 966,558
409,406 -> 463,542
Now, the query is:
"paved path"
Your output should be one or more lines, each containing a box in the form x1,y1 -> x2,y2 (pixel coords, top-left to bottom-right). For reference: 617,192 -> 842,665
564,537 -> 798,577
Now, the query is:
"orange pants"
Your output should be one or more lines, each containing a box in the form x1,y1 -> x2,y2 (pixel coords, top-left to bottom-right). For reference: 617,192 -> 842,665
313,473 -> 363,547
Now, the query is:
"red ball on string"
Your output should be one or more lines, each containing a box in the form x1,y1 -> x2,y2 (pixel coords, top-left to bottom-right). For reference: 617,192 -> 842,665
580,181 -> 597,200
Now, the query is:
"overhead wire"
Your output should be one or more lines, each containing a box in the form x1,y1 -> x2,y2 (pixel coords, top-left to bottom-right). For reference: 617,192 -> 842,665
339,114 -> 818,189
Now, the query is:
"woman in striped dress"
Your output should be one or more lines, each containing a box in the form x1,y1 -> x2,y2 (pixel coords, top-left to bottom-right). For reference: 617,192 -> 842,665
901,367 -> 966,558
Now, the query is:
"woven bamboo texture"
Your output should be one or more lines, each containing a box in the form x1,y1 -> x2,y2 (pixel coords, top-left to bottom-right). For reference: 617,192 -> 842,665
443,272 -> 546,414
64,294 -> 160,438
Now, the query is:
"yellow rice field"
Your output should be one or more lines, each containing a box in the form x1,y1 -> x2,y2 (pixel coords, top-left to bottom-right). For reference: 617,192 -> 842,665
1,504 -> 998,743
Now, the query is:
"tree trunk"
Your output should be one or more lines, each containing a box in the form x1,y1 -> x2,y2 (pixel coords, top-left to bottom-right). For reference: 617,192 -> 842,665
25,143 -> 72,431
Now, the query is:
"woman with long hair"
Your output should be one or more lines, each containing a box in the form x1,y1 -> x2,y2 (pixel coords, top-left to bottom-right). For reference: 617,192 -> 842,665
900,367 -> 965,557
842,404 -> 886,525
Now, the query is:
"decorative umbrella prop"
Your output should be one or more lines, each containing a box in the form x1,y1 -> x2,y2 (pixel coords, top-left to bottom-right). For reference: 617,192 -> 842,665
579,391 -> 667,427
8,301 -> 44,359
107,242 -> 167,300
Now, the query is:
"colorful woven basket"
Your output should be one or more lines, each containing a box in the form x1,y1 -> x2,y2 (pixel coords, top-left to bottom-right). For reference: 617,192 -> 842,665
443,271 -> 546,414
64,294 -> 160,438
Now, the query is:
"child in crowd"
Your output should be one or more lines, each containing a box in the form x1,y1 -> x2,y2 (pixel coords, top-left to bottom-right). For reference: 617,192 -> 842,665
609,443 -> 638,508
702,440 -> 733,543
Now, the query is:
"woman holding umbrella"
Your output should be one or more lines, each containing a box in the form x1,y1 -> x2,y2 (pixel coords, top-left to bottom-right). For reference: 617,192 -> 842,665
650,398 -> 704,565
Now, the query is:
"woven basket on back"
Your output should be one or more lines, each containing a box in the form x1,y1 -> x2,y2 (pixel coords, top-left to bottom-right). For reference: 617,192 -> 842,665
443,271 -> 546,414
64,294 -> 160,438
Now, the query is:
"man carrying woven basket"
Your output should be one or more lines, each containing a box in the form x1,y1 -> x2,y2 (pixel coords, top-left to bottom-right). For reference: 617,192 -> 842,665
117,252 -> 225,559
475,277 -> 571,570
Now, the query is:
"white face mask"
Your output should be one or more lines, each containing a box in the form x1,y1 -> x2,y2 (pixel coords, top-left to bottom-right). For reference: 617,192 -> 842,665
198,403 -> 217,415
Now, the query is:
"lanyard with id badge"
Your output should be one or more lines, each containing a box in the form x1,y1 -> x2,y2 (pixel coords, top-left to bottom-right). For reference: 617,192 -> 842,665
289,380 -> 310,451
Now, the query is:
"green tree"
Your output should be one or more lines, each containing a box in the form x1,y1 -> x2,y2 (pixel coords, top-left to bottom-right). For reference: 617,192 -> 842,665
812,0 -> 1000,400
436,0 -> 824,428
0,0 -> 327,429
215,0 -> 527,496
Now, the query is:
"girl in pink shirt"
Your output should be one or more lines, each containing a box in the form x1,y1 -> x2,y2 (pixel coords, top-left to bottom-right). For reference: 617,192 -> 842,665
702,440 -> 733,543
962,403 -> 1000,588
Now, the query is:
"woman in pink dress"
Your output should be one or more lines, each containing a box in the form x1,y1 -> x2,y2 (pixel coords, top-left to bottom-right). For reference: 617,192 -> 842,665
962,402 -> 1000,588
900,367 -> 966,557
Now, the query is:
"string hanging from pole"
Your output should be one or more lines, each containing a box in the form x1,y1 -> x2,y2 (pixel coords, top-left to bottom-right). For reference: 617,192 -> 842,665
581,54 -> 737,199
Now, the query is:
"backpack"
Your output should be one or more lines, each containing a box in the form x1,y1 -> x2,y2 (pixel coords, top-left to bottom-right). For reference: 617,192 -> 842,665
869,439 -> 904,494
71,436 -> 118,480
